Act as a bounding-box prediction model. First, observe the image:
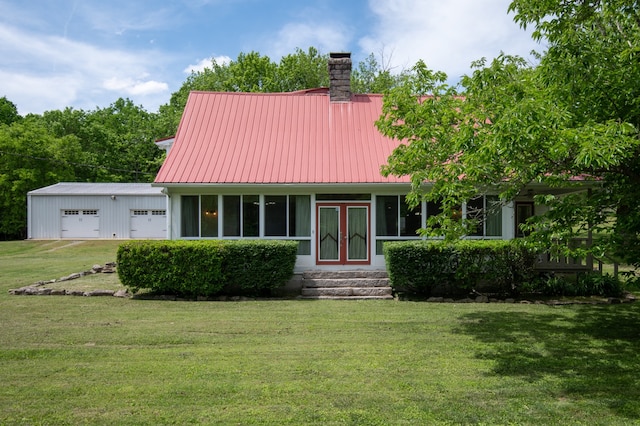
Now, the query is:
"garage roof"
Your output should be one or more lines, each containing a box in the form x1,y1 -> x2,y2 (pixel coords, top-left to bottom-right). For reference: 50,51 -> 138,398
28,182 -> 165,196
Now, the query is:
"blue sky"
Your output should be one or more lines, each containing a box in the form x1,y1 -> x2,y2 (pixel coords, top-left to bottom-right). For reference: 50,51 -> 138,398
0,0 -> 541,115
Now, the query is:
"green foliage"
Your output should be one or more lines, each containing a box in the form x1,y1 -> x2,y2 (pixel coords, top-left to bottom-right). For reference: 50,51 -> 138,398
534,272 -> 625,297
384,240 -> 538,297
39,99 -> 166,182
218,240 -> 298,296
378,2 -> 640,267
0,117 -> 82,238
0,96 -> 20,126
117,240 -> 297,298
159,47 -> 404,134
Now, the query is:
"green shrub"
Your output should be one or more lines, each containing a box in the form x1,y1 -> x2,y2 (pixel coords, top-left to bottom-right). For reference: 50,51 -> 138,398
221,240 -> 298,296
525,272 -> 624,297
117,240 -> 297,298
383,240 -> 538,297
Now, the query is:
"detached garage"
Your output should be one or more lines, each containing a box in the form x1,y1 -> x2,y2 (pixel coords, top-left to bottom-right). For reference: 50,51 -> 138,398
27,183 -> 167,239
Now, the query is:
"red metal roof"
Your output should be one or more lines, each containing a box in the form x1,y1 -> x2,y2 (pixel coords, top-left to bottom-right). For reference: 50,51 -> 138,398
154,89 -> 410,184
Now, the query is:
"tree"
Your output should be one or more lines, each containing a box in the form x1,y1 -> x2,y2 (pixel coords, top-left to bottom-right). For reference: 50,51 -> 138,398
0,97 -> 20,126
275,47 -> 329,92
351,53 -> 401,94
39,100 -> 165,182
0,117 -> 82,238
376,1 -> 640,265
158,47 -> 407,135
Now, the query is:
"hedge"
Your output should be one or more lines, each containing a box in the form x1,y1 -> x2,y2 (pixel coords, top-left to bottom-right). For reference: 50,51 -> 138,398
117,240 -> 297,298
384,240 -> 538,297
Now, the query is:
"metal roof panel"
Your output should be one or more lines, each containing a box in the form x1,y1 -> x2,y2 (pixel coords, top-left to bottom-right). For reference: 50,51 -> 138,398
154,90 -> 409,184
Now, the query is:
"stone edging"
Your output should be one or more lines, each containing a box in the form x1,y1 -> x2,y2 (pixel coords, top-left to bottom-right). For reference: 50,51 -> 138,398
8,262 -> 130,298
418,294 -> 637,305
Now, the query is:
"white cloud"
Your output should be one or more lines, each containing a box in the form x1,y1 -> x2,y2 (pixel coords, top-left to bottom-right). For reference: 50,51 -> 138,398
268,22 -> 351,59
183,55 -> 232,74
360,0 -> 540,81
103,77 -> 168,95
0,22 -> 171,114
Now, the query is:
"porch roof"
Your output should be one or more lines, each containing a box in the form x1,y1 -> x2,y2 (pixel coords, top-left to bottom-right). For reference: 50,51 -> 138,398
154,89 -> 410,185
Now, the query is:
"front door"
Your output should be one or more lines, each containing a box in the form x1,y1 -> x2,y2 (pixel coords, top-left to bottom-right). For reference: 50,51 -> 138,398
316,203 -> 370,265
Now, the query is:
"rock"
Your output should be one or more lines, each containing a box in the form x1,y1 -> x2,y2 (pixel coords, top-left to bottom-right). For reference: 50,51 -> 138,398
504,298 -> 516,303
59,273 -> 81,282
92,264 -> 103,273
66,290 -> 85,296
84,290 -> 115,297
608,297 -> 622,304
50,289 -> 66,295
113,289 -> 129,298
427,297 -> 444,302
475,295 -> 489,303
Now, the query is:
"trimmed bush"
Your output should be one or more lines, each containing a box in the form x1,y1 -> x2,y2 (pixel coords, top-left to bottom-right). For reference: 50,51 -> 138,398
117,240 -> 297,298
220,240 -> 298,296
384,240 -> 538,297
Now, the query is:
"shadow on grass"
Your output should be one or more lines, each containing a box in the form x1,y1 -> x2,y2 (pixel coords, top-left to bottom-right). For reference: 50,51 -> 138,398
455,304 -> 640,420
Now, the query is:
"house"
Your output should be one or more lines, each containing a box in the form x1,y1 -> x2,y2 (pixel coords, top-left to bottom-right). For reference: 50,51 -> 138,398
152,52 -> 578,272
27,182 -> 167,239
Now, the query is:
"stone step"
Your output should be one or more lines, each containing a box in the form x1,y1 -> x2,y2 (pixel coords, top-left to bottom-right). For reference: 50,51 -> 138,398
300,295 -> 394,300
301,286 -> 393,298
302,278 -> 390,288
302,270 -> 388,280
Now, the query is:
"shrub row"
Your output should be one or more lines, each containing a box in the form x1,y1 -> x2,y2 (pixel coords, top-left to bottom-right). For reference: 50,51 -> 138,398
117,240 -> 297,298
384,240 -> 538,297
531,272 -> 624,297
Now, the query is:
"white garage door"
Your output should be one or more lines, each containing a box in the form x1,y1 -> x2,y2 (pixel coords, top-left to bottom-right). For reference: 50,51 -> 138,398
130,210 -> 167,239
61,210 -> 100,238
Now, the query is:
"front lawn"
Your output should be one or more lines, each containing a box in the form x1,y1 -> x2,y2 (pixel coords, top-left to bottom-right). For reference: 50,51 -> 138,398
0,241 -> 638,424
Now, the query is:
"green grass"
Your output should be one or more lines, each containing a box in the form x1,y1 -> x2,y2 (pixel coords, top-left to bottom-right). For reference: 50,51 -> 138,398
1,241 -> 639,425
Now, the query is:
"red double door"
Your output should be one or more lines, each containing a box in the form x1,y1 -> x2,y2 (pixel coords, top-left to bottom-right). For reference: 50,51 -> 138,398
316,203 -> 370,265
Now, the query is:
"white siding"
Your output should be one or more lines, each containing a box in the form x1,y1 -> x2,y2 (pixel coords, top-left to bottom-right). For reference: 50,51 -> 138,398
28,193 -> 166,239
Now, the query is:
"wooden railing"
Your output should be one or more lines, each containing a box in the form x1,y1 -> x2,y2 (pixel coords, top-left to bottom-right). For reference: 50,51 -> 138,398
535,238 -> 596,273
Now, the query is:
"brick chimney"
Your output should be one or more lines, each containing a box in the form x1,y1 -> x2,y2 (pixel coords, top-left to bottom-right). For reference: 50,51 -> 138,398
328,52 -> 352,102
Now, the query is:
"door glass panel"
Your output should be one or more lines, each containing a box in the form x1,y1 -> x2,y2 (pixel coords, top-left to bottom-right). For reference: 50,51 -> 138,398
348,207 -> 367,261
319,207 -> 339,261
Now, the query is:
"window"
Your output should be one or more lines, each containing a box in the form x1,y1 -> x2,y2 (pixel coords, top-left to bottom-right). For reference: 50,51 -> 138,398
222,195 -> 259,237
64,210 -> 79,215
243,195 -> 259,237
180,195 -> 311,253
376,195 -> 422,238
181,196 -> 199,237
201,195 -> 218,237
223,195 -> 240,236
152,210 -> 166,216
265,195 -> 311,255
400,197 -> 421,237
466,195 -> 502,237
376,195 -> 423,255
83,210 -> 98,215
133,210 -> 148,216
265,195 -> 287,236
